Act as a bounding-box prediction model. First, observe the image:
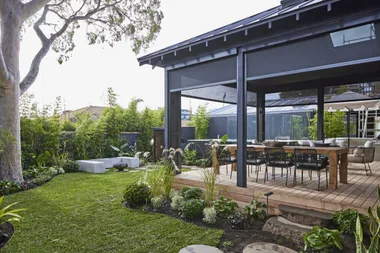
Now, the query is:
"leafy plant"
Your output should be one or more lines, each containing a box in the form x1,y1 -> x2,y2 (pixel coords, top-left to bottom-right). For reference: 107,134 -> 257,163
151,196 -> 165,210
52,152 -> 68,168
63,160 -> 79,173
214,196 -> 238,218
181,187 -> 203,201
183,147 -> 198,166
198,168 -> 218,207
228,211 -> 245,229
333,208 -> 367,234
0,196 -> 26,224
243,200 -> 266,221
123,183 -> 152,208
110,142 -> 130,157
303,226 -> 343,253
182,199 -> 204,219
222,241 -> 234,247
171,195 -> 185,211
203,206 -> 217,224
191,105 -> 210,139
355,186 -> 380,253
0,181 -> 22,196
220,134 -> 228,144
33,151 -> 51,168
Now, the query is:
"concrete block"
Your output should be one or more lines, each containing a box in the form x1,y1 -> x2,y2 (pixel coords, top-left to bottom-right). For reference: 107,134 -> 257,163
76,160 -> 106,173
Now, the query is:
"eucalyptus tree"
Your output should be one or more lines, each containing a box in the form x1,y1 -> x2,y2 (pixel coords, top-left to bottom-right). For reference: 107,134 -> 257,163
0,0 -> 163,181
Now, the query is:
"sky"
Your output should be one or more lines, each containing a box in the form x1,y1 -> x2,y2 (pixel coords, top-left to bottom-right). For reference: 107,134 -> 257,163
20,0 -> 280,112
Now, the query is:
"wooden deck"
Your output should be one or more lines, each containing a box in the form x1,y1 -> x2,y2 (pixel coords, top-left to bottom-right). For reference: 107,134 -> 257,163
174,162 -> 380,214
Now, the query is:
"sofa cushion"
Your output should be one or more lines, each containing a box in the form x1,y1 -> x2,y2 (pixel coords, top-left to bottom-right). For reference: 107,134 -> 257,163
364,140 -> 374,148
336,140 -> 347,148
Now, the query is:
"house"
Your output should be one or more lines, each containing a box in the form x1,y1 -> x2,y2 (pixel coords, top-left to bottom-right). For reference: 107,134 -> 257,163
61,106 -> 106,122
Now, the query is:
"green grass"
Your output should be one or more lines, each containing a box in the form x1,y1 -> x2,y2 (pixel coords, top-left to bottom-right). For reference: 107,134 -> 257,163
181,167 -> 191,172
2,171 -> 223,253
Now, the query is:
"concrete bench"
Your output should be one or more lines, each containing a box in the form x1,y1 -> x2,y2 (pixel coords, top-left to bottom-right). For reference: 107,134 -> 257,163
76,160 -> 106,174
77,157 -> 140,174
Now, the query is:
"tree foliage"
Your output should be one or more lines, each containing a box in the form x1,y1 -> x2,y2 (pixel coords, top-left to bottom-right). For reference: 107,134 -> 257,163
308,110 -> 349,139
191,105 -> 210,139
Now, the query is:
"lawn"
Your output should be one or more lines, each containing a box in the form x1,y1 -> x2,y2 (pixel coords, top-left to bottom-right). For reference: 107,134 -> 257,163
2,171 -> 223,253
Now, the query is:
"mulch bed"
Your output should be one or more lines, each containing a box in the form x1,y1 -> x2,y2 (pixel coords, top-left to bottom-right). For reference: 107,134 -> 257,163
0,222 -> 14,249
132,202 -> 300,252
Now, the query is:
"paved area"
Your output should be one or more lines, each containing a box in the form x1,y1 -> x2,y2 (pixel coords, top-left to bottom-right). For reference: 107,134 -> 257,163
179,244 -> 224,253
243,242 -> 297,253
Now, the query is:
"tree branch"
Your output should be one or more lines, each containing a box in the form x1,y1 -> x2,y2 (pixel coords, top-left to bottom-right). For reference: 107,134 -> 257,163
22,0 -> 53,21
19,6 -> 50,94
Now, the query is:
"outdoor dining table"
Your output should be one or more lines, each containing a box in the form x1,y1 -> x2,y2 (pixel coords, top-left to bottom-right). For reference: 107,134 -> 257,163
212,144 -> 349,190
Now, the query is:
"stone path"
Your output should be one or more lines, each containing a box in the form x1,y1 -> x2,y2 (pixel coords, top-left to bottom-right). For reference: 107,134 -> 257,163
179,244 -> 223,253
243,242 -> 297,253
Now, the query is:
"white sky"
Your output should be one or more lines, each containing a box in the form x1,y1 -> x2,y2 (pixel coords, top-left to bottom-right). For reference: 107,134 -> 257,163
20,0 -> 280,112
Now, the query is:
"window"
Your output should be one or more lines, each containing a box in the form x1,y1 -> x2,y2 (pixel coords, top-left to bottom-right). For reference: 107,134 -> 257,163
330,23 -> 376,47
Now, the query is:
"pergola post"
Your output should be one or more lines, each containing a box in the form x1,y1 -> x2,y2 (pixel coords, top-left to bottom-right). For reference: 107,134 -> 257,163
236,49 -> 247,188
256,92 -> 265,142
317,86 -> 324,141
164,69 -> 182,168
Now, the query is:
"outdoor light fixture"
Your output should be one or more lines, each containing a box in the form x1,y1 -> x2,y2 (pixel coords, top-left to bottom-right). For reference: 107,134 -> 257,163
264,192 -> 273,217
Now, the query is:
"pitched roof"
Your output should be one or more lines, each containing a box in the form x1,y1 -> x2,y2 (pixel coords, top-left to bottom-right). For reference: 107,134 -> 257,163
326,91 -> 371,102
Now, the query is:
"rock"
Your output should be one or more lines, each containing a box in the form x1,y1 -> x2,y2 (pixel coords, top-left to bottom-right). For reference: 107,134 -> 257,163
179,244 -> 223,253
262,216 -> 312,245
279,204 -> 332,227
243,242 -> 297,253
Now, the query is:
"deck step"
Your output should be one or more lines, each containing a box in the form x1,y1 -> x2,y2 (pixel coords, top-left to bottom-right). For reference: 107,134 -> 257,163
279,204 -> 333,227
263,216 -> 312,245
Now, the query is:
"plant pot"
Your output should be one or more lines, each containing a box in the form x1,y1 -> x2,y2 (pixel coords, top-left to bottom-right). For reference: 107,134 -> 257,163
0,222 -> 14,249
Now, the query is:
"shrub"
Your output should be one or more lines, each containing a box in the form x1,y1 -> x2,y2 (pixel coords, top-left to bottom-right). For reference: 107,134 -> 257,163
151,196 -> 165,210
214,196 -> 238,217
182,199 -> 204,219
123,183 -> 152,208
181,187 -> 203,201
171,195 -> 185,211
31,174 -> 52,186
228,211 -> 245,229
183,148 -> 198,165
169,189 -> 179,199
333,208 -> 367,234
0,181 -> 22,195
203,207 -> 217,224
303,226 -> 343,253
63,160 -> 79,173
22,168 -> 38,180
243,200 -> 266,221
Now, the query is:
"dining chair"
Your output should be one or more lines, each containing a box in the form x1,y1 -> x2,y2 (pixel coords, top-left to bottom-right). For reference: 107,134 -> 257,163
293,148 -> 328,191
217,147 -> 237,178
246,147 -> 266,182
264,147 -> 294,186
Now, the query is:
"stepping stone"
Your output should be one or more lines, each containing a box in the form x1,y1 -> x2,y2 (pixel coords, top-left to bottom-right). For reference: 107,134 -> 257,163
243,242 -> 297,253
279,204 -> 332,227
262,216 -> 312,245
179,244 -> 223,253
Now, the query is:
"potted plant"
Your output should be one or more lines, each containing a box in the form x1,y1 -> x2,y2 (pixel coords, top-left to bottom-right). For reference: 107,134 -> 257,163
0,196 -> 26,249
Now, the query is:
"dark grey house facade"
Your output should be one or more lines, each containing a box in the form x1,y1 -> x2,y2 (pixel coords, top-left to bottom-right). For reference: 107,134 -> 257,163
138,0 -> 380,187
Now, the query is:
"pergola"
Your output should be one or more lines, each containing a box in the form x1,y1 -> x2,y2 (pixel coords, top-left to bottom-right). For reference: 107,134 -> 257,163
137,0 -> 380,188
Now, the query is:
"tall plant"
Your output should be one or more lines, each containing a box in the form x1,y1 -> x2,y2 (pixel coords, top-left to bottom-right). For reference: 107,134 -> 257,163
192,105 -> 210,139
308,110 -> 348,139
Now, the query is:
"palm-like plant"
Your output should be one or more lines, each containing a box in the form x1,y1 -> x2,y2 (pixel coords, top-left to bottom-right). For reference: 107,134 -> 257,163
110,143 -> 129,157
0,196 -> 26,224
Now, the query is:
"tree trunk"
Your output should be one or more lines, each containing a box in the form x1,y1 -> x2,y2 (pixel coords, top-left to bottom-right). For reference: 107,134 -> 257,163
0,3 -> 23,182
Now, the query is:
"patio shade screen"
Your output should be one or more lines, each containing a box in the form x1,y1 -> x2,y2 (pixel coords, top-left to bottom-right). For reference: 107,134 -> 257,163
181,84 -> 257,106
246,22 -> 380,79
265,89 -> 317,107
168,57 -> 236,91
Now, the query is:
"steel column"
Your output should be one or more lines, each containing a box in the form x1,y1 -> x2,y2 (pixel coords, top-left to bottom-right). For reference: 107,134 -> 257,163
164,69 -> 182,169
256,92 -> 266,142
236,49 -> 247,188
317,86 -> 325,141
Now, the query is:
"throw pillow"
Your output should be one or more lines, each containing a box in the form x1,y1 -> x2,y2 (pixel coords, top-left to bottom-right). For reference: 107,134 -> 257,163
364,140 -> 374,148
353,146 -> 364,157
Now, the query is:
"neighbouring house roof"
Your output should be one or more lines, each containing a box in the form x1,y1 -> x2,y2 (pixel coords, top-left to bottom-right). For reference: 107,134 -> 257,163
325,91 -> 371,102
